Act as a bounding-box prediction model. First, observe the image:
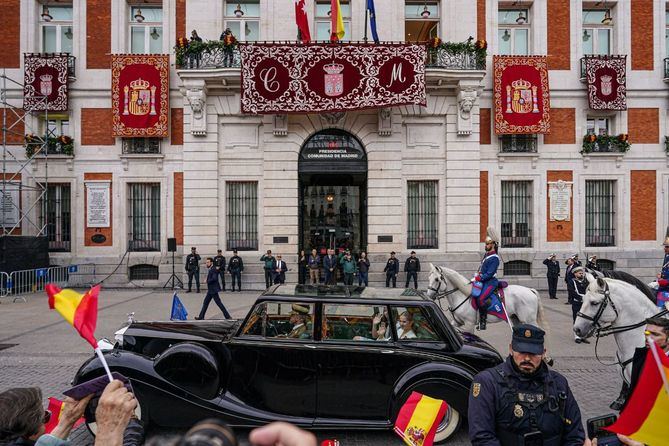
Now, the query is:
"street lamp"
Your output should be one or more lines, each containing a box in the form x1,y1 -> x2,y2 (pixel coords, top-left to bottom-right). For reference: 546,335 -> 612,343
421,4 -> 431,19
234,3 -> 244,18
41,3 -> 53,22
134,8 -> 145,23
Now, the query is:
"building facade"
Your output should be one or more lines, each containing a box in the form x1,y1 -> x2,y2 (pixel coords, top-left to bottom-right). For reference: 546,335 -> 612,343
0,0 -> 666,289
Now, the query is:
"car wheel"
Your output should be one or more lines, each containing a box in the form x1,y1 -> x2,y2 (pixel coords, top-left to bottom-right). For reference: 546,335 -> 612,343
433,404 -> 461,444
84,390 -> 145,436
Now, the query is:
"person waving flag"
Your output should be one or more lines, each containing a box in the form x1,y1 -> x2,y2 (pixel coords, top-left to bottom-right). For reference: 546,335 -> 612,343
294,0 -> 311,42
330,0 -> 345,42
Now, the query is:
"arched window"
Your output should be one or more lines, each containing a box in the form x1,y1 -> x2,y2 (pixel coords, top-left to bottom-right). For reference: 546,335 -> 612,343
504,260 -> 531,276
129,264 -> 159,281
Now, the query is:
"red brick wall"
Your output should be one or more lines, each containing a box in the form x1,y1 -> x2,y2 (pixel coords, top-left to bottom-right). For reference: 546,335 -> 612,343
1,172 -> 21,235
480,108 -> 491,145
630,170 -> 656,241
547,0 -> 570,70
176,0 -> 186,40
480,171 -> 488,242
84,173 -> 113,246
87,0 -> 111,69
173,172 -> 183,245
628,108 -> 659,144
547,170 -> 573,242
477,0 -> 486,40
81,109 -> 114,146
1,108 -> 25,145
0,0 -> 20,68
171,108 -> 183,145
631,0 -> 654,70
543,108 -> 575,144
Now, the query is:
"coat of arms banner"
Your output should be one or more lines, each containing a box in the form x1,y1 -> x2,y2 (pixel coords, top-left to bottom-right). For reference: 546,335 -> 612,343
239,43 -> 426,114
111,55 -> 169,137
584,55 -> 626,110
23,54 -> 69,112
493,55 -> 550,134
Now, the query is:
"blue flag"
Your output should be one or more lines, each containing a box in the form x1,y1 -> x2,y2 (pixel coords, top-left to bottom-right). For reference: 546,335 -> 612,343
170,293 -> 188,321
367,0 -> 379,43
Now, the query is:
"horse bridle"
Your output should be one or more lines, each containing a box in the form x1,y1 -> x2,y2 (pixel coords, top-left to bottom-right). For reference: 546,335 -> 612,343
576,280 -> 618,336
428,270 -> 471,324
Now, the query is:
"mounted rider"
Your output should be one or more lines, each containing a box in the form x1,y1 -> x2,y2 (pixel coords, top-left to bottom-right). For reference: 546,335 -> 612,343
474,226 -> 501,330
657,228 -> 669,294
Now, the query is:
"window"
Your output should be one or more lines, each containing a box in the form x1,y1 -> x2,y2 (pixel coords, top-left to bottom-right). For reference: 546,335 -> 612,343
323,304 -> 388,341
224,0 -> 260,42
597,259 -> 615,271
498,8 -> 530,55
41,184 -> 71,252
586,117 -> 610,136
585,180 -> 616,247
45,118 -> 70,138
500,181 -> 532,247
404,1 -> 439,42
499,134 -> 537,153
40,5 -> 73,54
247,302 -> 313,339
392,306 -> 439,341
122,138 -> 161,154
407,181 -> 438,249
226,181 -> 258,251
583,9 -> 612,55
666,11 -> 669,57
315,0 -> 350,41
129,6 -> 162,54
129,264 -> 159,280
128,183 -> 160,251
503,260 -> 531,276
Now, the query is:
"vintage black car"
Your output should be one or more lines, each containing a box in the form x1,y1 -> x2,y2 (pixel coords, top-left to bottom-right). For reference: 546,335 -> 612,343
73,285 -> 502,442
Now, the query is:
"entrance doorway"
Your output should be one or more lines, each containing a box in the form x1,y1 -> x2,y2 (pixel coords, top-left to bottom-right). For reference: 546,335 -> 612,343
298,129 -> 367,256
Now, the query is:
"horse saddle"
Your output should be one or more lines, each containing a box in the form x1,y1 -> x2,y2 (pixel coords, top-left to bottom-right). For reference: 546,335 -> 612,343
657,290 -> 669,309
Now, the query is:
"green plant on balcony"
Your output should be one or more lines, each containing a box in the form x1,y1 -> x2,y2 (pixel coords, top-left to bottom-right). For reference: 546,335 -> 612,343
24,134 -> 74,157
428,36 -> 487,69
581,133 -> 630,154
174,35 -> 238,68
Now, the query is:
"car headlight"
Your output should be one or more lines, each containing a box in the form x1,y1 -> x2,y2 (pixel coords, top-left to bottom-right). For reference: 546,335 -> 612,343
114,326 -> 128,344
98,338 -> 115,351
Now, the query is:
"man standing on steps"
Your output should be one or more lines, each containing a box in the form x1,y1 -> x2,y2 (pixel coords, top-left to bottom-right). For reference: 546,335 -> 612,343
196,257 -> 231,320
227,249 -> 244,292
213,249 -> 226,291
404,251 -> 421,289
185,247 -> 201,293
542,253 -> 560,299
384,252 -> 399,288
260,250 -> 275,289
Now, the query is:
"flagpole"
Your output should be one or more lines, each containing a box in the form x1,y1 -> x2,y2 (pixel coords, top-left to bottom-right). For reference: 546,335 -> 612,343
95,347 -> 115,382
647,337 -> 669,396
364,6 -> 368,43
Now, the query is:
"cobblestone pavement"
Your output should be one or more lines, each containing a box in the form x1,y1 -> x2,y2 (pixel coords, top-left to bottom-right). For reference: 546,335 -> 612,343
0,288 -> 622,445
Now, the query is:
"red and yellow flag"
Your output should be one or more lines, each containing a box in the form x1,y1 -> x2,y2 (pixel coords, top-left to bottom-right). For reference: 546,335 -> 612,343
606,344 -> 669,445
394,391 -> 448,446
46,284 -> 100,348
44,397 -> 85,434
330,0 -> 345,42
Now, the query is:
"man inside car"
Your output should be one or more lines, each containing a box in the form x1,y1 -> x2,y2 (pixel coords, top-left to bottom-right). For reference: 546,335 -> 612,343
277,304 -> 310,339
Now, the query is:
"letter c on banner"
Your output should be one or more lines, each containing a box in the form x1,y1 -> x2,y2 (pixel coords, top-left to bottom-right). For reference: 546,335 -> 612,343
259,66 -> 280,93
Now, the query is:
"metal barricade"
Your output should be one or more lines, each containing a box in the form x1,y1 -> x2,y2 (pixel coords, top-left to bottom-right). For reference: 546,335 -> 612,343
47,265 -> 70,288
0,271 -> 9,298
4,263 -> 98,302
7,268 -> 50,302
67,263 -> 97,287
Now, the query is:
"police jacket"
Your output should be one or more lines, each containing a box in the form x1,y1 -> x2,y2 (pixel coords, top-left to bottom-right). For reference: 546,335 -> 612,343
213,255 -> 226,271
468,356 -> 584,446
185,253 -> 201,272
207,267 -> 221,293
586,261 -> 600,272
404,257 -> 421,273
568,278 -> 588,304
661,253 -> 669,280
384,258 -> 399,275
564,261 -> 582,284
260,254 -> 275,269
477,252 -> 499,289
227,255 -> 244,272
542,259 -> 560,277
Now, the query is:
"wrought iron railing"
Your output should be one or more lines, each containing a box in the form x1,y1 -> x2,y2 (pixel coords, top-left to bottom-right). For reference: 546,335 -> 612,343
499,135 -> 538,153
585,180 -> 616,247
127,183 -> 161,252
179,46 -> 242,69
664,58 -> 669,80
122,138 -> 161,155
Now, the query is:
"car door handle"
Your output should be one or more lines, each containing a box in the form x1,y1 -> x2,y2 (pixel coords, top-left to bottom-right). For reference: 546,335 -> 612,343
381,350 -> 394,354
304,344 -> 317,349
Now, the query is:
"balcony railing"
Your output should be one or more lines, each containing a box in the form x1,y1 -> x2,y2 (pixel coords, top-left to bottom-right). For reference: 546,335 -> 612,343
664,58 -> 669,81
581,134 -> 630,154
122,138 -> 161,155
499,135 -> 538,153
176,40 -> 486,70
25,135 -> 74,157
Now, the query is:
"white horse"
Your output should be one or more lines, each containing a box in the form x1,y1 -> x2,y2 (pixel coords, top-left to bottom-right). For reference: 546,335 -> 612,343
426,264 -> 546,330
573,272 -> 659,389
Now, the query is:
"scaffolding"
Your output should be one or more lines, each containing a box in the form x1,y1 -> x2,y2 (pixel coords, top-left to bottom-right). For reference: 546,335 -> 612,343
1,69 -> 50,239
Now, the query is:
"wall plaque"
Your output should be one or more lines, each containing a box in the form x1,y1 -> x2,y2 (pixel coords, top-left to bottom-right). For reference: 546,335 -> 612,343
0,182 -> 20,227
548,180 -> 572,222
86,182 -> 111,228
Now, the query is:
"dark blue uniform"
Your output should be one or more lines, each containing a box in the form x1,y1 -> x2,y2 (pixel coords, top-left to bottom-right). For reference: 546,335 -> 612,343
468,357 -> 584,446
658,253 -> 669,293
542,258 -> 560,299
197,266 -> 231,320
227,254 -> 244,291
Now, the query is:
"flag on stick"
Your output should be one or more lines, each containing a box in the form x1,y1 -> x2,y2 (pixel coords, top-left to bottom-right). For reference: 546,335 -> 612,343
330,0 -> 345,42
170,292 -> 188,321
44,397 -> 85,434
366,0 -> 379,43
46,284 -> 100,348
605,340 -> 669,445
294,0 -> 311,42
394,391 -> 448,446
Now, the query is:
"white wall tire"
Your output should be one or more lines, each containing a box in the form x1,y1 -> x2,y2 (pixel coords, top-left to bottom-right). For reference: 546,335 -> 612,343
433,405 -> 461,444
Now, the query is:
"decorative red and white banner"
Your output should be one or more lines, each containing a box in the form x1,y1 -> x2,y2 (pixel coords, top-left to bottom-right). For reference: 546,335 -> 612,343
23,54 -> 69,112
493,55 -> 550,134
239,43 -> 426,114
111,55 -> 169,137
584,55 -> 626,111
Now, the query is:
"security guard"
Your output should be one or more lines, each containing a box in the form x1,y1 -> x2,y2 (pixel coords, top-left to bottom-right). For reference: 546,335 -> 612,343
468,324 -> 585,446
227,249 -> 244,292
404,251 -> 421,289
213,249 -> 226,291
185,247 -> 201,293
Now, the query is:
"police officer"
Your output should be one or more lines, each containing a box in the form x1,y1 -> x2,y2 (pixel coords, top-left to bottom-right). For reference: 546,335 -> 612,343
383,252 -> 399,288
227,249 -> 244,292
568,266 -> 590,344
468,324 -> 585,446
185,247 -> 201,293
404,251 -> 421,289
656,229 -> 669,294
213,249 -> 226,291
542,254 -> 560,300
564,254 -> 581,305
260,250 -> 275,289
474,227 -> 500,330
586,255 -> 600,272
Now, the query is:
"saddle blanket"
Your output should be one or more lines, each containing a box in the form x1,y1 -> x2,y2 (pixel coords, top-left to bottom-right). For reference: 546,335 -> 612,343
471,290 -> 508,322
657,291 -> 669,309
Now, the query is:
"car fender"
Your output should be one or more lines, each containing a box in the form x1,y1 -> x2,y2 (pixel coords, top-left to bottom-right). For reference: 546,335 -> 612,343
390,362 -> 474,417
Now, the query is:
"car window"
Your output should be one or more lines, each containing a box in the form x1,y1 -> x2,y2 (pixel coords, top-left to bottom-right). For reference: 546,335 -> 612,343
264,302 -> 314,340
322,304 -> 391,342
392,306 -> 439,341
241,302 -> 266,336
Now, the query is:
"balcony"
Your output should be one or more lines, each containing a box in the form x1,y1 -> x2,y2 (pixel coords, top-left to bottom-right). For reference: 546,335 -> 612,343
499,134 -> 537,153
28,53 -> 76,78
581,134 -> 630,154
122,138 -> 161,155
25,135 -> 74,157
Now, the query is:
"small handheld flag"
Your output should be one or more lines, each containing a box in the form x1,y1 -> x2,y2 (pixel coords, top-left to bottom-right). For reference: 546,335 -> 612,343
44,397 -> 85,434
394,391 -> 448,446
170,293 -> 188,321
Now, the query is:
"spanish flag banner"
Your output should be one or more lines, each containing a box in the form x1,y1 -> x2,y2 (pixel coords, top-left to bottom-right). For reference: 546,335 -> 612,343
46,284 -> 100,349
44,397 -> 85,434
606,342 -> 669,445
394,391 -> 448,446
330,0 -> 345,41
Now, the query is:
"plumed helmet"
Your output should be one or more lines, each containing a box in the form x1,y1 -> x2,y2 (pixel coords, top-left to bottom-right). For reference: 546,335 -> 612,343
484,226 -> 500,244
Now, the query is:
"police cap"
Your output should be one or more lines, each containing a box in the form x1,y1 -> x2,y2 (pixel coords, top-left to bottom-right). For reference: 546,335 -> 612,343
511,324 -> 545,355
